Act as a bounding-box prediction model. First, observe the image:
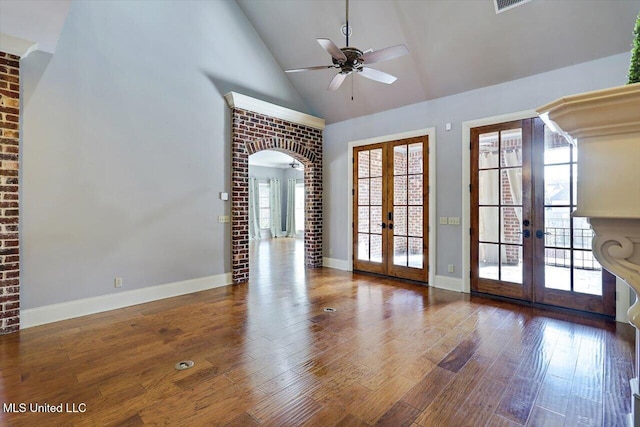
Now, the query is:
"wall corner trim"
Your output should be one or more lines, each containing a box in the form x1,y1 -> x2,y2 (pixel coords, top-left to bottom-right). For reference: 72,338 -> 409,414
322,257 -> 351,271
224,92 -> 325,130
433,275 -> 465,293
21,273 -> 232,329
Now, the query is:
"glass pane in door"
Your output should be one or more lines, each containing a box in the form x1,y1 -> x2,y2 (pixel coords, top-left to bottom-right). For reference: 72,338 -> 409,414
356,148 -> 383,262
393,142 -> 424,269
542,128 -> 603,296
477,128 -> 523,284
573,250 -> 603,295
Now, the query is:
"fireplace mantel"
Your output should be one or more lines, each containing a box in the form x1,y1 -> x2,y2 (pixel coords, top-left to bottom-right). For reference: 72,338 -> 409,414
538,82 -> 640,426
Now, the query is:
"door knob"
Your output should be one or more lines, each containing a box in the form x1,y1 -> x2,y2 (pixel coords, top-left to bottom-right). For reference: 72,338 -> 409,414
519,230 -> 531,238
535,230 -> 551,239
380,223 -> 387,229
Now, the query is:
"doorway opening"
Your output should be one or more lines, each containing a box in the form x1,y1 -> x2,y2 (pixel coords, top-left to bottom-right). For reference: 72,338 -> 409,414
248,150 -> 305,279
229,106 -> 323,284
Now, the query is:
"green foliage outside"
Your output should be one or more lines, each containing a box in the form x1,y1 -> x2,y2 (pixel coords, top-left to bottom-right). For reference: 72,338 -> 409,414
629,10 -> 640,84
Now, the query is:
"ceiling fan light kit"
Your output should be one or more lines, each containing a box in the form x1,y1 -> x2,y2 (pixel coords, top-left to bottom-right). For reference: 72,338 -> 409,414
285,0 -> 409,91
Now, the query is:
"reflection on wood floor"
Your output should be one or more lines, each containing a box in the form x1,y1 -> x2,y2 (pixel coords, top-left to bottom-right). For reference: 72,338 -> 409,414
0,237 -> 634,426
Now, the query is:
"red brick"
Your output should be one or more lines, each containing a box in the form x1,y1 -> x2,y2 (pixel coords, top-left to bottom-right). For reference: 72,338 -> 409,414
0,51 -> 19,334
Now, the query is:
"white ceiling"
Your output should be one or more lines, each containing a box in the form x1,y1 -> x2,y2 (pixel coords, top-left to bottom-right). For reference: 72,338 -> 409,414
1,0 -> 637,124
237,0 -> 640,123
0,0 -> 70,56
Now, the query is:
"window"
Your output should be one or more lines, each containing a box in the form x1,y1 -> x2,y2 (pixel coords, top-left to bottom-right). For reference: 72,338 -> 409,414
295,182 -> 304,232
258,182 -> 270,229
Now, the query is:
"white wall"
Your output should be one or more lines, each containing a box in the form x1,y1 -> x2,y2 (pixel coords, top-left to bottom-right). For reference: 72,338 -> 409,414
20,1 -> 308,309
324,52 -> 631,279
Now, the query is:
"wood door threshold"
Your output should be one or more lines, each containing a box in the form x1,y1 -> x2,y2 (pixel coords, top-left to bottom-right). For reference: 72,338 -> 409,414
470,291 -> 616,321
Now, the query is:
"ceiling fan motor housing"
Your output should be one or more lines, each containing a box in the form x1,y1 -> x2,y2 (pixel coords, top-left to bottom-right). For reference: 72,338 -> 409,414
333,47 -> 364,73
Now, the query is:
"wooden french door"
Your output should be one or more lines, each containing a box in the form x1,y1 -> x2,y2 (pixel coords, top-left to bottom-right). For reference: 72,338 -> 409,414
353,136 -> 428,282
471,118 -> 615,316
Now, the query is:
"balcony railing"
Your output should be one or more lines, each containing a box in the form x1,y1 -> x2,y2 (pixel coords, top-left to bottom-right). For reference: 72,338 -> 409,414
543,227 -> 599,270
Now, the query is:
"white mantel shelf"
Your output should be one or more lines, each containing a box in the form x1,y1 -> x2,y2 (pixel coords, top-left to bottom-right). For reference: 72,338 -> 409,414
538,83 -> 640,140
538,83 -> 640,219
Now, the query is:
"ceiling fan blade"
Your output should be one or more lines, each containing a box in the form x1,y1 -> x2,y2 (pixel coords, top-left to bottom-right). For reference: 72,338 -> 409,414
328,72 -> 348,91
286,65 -> 335,73
358,67 -> 397,84
362,44 -> 409,65
317,38 -> 347,62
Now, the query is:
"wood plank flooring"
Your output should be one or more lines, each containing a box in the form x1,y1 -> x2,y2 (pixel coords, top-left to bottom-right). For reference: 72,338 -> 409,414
0,238 -> 634,426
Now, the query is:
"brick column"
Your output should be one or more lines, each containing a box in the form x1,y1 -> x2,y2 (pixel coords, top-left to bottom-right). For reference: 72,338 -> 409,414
0,52 -> 20,334
230,108 -> 323,283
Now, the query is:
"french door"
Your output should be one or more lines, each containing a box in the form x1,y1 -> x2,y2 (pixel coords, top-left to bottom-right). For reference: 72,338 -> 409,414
353,136 -> 428,282
471,118 -> 615,316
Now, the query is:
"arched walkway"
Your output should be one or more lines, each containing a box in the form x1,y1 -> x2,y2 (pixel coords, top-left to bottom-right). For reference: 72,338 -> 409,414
230,107 -> 323,284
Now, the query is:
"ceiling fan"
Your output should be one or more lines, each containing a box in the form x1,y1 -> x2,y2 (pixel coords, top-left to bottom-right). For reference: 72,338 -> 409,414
285,0 -> 409,91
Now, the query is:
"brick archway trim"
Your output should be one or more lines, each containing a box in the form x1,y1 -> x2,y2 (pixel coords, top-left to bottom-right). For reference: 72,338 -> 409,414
225,93 -> 325,284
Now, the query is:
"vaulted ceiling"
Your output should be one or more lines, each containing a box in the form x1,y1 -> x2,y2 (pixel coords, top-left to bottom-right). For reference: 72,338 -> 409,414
238,0 -> 640,123
1,0 -> 638,125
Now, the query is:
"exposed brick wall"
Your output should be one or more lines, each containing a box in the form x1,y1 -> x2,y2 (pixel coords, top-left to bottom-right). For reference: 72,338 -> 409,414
231,108 -> 323,283
0,52 -> 20,334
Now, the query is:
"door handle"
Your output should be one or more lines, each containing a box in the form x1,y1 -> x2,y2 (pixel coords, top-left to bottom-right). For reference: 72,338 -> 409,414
389,224 -> 394,230
380,223 -> 387,229
535,230 -> 551,239
518,230 -> 531,238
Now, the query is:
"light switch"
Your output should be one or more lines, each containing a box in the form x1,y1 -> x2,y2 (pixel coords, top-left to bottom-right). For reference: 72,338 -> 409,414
218,215 -> 230,223
439,217 -> 448,225
220,192 -> 229,201
448,217 -> 460,225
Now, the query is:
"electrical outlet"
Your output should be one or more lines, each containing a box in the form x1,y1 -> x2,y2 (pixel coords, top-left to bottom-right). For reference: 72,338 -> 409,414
329,248 -> 333,256
448,264 -> 455,273
114,277 -> 123,288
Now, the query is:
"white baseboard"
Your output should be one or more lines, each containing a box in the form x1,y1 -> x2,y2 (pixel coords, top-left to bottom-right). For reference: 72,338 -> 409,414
323,257 -> 351,271
433,275 -> 464,292
21,273 -> 232,329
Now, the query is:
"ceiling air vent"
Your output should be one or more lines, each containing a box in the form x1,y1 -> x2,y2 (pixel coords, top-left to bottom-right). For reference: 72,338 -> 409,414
494,0 -> 532,14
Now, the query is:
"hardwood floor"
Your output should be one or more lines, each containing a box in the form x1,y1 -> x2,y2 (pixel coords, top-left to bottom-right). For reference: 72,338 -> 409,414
0,237 -> 634,426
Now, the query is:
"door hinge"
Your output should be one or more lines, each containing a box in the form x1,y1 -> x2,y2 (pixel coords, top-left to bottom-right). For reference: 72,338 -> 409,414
469,228 -> 472,235
469,184 -> 472,193
352,188 -> 355,196
469,270 -> 472,279
469,142 -> 472,151
352,222 -> 354,228
428,225 -> 430,233
352,157 -> 355,163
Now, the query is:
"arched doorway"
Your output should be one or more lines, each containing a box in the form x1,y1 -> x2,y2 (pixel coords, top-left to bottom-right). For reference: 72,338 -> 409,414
227,94 -> 324,284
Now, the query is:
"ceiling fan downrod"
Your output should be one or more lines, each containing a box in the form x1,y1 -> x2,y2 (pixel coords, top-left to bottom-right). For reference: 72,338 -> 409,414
345,0 -> 349,47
